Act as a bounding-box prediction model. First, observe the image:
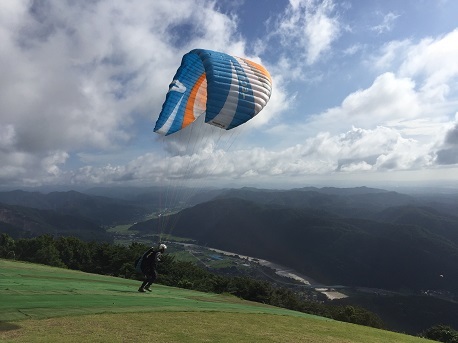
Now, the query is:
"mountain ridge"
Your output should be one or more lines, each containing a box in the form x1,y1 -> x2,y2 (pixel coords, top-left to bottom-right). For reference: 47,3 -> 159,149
132,195 -> 458,293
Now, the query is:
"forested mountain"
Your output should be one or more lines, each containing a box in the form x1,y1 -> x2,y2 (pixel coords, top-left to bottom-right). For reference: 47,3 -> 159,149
0,190 -> 149,225
0,203 -> 111,242
85,185 -> 224,207
132,195 -> 458,293
213,187 -> 415,218
374,206 -> 458,243
214,186 -> 458,217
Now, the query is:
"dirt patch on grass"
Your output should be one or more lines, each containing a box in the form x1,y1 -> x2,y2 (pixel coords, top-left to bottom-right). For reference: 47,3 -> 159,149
188,295 -> 273,308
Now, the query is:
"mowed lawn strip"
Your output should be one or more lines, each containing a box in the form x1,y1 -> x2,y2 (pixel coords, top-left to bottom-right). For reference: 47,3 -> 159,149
1,312 -> 435,343
0,259 -> 323,321
0,259 -> 434,343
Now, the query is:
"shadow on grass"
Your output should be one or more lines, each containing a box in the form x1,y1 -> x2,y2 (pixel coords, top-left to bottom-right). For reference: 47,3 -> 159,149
106,289 -> 138,293
0,322 -> 21,332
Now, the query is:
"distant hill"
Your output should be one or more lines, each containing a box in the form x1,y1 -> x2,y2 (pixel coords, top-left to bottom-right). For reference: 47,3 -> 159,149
336,294 -> 458,335
0,190 -> 149,225
85,185 -> 225,208
374,205 -> 458,243
132,195 -> 458,293
0,203 -> 111,242
413,192 -> 458,217
295,186 -> 391,195
214,187 -> 415,218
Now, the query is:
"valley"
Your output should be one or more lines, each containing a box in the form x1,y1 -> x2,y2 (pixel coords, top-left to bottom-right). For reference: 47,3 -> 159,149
1,185 -> 458,334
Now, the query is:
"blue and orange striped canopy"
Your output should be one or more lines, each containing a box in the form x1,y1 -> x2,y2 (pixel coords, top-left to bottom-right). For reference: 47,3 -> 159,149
154,49 -> 272,135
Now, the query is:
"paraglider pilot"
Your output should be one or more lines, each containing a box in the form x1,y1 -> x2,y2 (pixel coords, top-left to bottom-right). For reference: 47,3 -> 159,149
136,243 -> 167,292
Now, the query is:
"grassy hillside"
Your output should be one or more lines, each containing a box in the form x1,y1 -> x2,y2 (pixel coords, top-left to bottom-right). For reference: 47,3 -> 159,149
0,259 -> 433,342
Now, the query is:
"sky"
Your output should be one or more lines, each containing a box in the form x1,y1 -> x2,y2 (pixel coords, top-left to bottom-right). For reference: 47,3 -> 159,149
1,0 -> 458,190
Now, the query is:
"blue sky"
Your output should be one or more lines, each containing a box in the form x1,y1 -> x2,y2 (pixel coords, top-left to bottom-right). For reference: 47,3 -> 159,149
1,0 -> 458,190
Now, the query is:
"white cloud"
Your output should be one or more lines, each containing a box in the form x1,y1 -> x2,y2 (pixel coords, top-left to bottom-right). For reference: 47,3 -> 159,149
301,73 -> 422,137
41,151 -> 69,177
0,125 -> 16,150
341,73 -> 420,123
343,43 -> 363,56
374,29 -> 458,103
399,29 -> 458,102
372,39 -> 411,70
58,125 -> 432,186
275,0 -> 341,66
371,12 -> 400,34
367,30 -> 458,167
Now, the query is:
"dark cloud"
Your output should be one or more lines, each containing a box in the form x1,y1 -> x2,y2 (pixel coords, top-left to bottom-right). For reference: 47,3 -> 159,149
435,124 -> 458,165
444,124 -> 458,145
436,147 -> 458,165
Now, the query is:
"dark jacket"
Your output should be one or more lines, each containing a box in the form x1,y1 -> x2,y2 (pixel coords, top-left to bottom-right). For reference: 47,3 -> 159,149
139,248 -> 162,274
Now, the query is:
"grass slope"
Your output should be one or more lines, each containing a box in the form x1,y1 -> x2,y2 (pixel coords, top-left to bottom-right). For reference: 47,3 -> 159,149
0,259 -> 432,343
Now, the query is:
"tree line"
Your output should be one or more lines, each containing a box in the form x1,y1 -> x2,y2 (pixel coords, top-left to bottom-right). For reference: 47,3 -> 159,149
2,232 -> 456,341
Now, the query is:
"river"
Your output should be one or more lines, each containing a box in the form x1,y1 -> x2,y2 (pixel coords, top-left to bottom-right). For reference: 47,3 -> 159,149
177,242 -> 347,300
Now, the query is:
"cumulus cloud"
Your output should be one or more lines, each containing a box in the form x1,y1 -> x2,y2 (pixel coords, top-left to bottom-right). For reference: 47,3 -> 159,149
374,29 -> 458,102
366,29 -> 458,168
399,29 -> 458,101
57,125 -> 432,187
298,72 -> 423,138
41,151 -> 69,177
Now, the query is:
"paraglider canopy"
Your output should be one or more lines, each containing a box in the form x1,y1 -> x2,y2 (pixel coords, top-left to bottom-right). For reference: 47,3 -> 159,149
154,49 -> 272,135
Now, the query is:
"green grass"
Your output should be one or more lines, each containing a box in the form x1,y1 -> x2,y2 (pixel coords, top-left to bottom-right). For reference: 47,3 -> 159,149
170,245 -> 247,269
106,224 -> 133,233
0,259 -> 433,343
